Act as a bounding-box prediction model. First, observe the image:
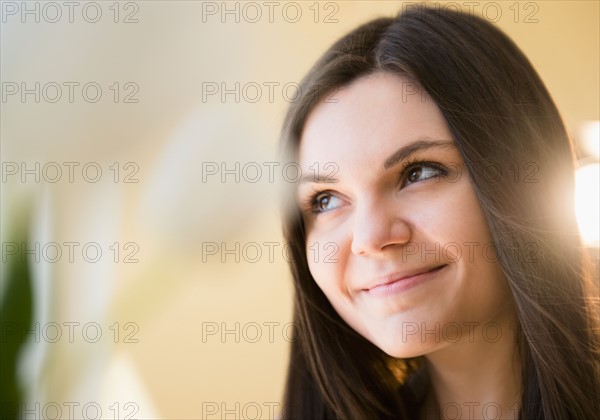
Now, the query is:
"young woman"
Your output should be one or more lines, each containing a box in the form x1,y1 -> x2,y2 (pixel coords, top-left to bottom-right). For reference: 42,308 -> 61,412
279,7 -> 599,420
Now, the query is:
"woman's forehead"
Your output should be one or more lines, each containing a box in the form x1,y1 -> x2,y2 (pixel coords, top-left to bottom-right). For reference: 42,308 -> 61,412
298,72 -> 452,168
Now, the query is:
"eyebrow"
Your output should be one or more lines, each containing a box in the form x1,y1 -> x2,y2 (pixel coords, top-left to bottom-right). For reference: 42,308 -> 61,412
299,174 -> 339,184
383,138 -> 455,170
299,137 -> 455,184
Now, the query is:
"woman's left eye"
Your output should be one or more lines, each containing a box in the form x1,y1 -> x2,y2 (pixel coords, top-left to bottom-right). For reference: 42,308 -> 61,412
310,191 -> 344,214
402,162 -> 447,187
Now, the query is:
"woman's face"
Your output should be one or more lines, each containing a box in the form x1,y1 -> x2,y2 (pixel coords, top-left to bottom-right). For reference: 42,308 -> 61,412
297,72 -> 513,358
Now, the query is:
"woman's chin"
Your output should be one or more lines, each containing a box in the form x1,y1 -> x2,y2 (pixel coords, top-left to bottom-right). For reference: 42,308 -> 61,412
377,339 -> 442,359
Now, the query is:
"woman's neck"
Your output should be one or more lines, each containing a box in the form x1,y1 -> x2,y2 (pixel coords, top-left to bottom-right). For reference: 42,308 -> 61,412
420,310 -> 521,419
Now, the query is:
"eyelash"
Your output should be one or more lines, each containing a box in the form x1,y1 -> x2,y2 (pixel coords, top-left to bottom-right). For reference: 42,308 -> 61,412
304,160 -> 448,215
303,187 -> 334,215
400,158 -> 448,188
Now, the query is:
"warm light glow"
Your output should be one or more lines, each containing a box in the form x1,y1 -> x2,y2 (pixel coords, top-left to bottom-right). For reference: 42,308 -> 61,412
575,163 -> 600,247
579,120 -> 600,159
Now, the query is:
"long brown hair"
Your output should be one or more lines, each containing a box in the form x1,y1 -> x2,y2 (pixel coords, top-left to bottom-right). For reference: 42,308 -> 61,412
279,7 -> 599,419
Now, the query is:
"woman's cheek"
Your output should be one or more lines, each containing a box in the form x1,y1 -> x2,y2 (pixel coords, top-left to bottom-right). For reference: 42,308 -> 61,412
306,231 -> 345,292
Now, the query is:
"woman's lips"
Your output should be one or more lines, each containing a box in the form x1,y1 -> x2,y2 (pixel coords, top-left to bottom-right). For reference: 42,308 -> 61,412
363,265 -> 447,297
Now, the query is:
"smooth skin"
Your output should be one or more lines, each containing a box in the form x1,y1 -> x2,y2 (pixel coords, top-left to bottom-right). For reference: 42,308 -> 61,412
297,72 -> 521,419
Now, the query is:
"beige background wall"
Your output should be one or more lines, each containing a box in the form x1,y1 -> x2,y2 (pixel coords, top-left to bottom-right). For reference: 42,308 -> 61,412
1,1 -> 598,419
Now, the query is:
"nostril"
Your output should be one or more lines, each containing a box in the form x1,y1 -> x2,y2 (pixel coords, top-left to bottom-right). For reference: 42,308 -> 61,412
351,220 -> 413,257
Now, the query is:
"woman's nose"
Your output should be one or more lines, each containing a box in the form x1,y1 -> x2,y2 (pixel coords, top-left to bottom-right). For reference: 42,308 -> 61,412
350,199 -> 412,256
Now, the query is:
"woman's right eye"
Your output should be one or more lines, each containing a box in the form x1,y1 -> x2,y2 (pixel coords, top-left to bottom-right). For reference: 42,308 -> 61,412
311,191 -> 344,214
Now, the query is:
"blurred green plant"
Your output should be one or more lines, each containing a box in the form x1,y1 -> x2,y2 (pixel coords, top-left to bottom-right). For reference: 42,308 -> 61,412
1,226 -> 33,420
